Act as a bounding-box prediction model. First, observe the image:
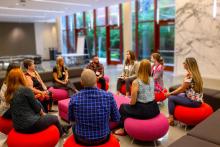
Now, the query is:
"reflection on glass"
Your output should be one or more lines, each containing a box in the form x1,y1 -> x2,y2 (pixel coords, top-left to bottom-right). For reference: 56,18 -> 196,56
86,11 -> 95,56
96,27 -> 106,58
159,0 -> 175,20
138,23 -> 154,60
159,25 -> 175,64
110,29 -> 120,61
109,5 -> 119,25
76,13 -> 83,28
96,8 -> 105,26
138,0 -> 154,21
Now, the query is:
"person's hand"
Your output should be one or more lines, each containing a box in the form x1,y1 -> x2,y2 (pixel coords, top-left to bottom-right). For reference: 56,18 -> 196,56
165,92 -> 171,98
40,109 -> 46,116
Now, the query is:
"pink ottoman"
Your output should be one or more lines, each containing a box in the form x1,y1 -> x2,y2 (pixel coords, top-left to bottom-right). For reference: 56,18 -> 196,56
58,98 -> 70,122
109,95 -> 130,130
124,113 -> 169,141
48,87 -> 69,101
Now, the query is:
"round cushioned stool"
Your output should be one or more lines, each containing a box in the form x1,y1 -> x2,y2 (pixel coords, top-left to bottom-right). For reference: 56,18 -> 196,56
0,117 -> 13,135
7,125 -> 60,147
64,134 -> 120,147
154,89 -> 168,102
174,103 -> 213,125
48,87 -> 69,101
124,113 -> 169,141
97,83 -> 109,91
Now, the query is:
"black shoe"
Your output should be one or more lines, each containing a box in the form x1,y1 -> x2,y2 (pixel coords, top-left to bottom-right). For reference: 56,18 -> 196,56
62,125 -> 72,134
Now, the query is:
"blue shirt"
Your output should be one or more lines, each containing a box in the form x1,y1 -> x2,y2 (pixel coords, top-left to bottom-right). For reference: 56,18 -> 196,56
68,87 -> 120,140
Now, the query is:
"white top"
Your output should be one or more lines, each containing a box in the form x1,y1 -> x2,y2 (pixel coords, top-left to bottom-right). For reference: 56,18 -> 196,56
0,83 -> 9,116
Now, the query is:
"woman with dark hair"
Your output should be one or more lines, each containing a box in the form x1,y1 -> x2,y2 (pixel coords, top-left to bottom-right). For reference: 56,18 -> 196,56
0,63 -> 20,119
166,57 -> 203,126
114,60 -> 160,135
151,53 -> 164,92
5,68 -> 69,136
116,50 -> 139,96
23,59 -> 54,113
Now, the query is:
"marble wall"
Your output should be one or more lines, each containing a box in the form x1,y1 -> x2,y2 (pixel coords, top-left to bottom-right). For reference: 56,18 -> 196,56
175,0 -> 220,80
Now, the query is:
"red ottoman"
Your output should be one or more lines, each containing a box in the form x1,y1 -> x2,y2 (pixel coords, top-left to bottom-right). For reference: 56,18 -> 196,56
7,125 -> 60,147
155,89 -> 168,102
48,87 -> 69,101
97,83 -> 109,91
58,98 -> 70,122
174,103 -> 213,125
64,134 -> 120,147
119,84 -> 132,95
0,117 -> 13,135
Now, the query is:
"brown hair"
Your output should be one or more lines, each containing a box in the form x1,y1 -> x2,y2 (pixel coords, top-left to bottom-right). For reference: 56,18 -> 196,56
23,59 -> 34,69
137,59 -> 151,84
4,63 -> 20,82
125,50 -> 136,65
151,53 -> 164,65
5,68 -> 27,104
185,57 -> 203,93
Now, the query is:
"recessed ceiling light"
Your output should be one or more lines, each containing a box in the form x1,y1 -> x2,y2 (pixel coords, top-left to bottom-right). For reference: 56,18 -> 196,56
31,0 -> 91,7
0,6 -> 64,13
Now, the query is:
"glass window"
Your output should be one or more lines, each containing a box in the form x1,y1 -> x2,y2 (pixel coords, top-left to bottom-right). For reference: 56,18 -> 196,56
138,0 -> 154,21
138,22 -> 154,60
109,5 -> 119,25
96,27 -> 106,58
110,29 -> 120,61
86,11 -> 95,56
132,0 -> 136,51
159,0 -> 175,20
159,25 -> 174,64
76,13 -> 83,28
96,8 -> 105,26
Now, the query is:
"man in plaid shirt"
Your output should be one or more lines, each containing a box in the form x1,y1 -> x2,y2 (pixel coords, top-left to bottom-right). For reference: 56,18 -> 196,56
68,69 -> 120,146
86,55 -> 106,90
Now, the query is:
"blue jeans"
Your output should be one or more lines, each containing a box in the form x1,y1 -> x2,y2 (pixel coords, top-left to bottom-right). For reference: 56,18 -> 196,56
168,93 -> 202,115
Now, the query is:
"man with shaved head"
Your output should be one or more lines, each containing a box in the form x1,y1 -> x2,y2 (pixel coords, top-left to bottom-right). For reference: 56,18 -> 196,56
68,69 -> 120,146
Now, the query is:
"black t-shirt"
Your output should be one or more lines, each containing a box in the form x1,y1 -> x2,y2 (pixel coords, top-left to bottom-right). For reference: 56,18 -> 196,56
53,66 -> 67,81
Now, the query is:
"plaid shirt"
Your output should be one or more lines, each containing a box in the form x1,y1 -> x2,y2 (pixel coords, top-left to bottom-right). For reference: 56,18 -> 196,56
86,62 -> 104,77
68,87 -> 120,140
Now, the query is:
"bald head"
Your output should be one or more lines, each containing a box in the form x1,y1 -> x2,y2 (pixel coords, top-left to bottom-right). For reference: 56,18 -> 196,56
81,69 -> 97,87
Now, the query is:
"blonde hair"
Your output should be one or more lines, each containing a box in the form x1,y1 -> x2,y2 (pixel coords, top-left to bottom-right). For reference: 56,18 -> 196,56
185,57 -> 203,93
5,68 -> 27,104
81,69 -> 97,87
137,59 -> 151,84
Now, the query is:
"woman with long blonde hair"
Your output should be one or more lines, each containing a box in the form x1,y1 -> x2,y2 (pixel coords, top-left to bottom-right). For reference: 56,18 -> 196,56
114,59 -> 160,135
5,68 -> 69,136
166,57 -> 203,125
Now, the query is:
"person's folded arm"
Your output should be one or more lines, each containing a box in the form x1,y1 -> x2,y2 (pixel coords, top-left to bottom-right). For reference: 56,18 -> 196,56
130,80 -> 138,105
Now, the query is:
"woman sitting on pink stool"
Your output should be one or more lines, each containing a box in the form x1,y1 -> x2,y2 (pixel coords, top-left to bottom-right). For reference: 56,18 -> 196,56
165,57 -> 203,126
114,59 -> 160,135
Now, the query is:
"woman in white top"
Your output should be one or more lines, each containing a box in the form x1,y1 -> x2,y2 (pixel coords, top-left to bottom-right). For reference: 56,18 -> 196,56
166,57 -> 203,126
0,63 -> 20,119
114,59 -> 160,135
116,51 -> 139,96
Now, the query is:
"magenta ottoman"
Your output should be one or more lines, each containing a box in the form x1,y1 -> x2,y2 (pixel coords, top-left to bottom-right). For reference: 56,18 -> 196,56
48,87 -> 69,101
124,113 -> 169,141
58,98 -> 70,122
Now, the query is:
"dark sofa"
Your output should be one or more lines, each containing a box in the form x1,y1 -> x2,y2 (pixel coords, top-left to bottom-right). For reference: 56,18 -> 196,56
168,109 -> 220,147
169,85 -> 220,111
0,67 -> 84,90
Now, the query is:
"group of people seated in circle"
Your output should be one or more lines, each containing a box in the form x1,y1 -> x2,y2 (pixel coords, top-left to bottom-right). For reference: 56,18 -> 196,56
0,50 -> 204,146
